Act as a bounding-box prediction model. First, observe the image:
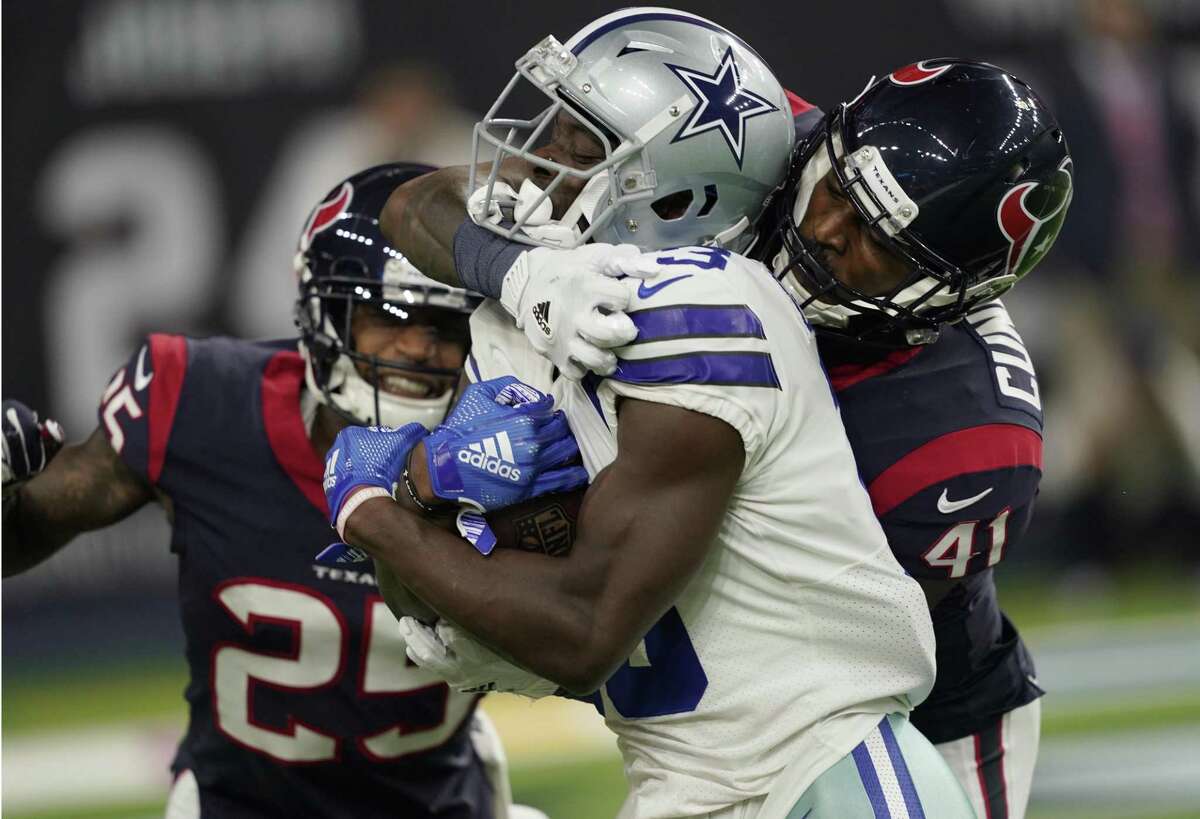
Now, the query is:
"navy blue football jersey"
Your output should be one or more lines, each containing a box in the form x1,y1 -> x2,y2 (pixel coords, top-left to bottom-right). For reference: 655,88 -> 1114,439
819,301 -> 1045,744
98,334 -> 491,818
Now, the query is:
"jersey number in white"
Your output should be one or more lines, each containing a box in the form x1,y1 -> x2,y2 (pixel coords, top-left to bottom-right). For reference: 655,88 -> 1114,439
922,507 -> 1012,578
99,367 -> 143,454
213,580 -> 472,763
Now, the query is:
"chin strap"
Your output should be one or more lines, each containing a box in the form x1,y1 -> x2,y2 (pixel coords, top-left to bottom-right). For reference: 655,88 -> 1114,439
468,175 -> 613,250
711,216 -> 751,249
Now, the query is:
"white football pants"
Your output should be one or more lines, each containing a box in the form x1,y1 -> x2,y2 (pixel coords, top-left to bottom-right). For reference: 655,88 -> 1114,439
933,698 -> 1042,819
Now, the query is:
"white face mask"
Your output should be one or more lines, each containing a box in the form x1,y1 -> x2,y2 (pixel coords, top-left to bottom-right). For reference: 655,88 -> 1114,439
299,306 -> 459,432
303,348 -> 455,430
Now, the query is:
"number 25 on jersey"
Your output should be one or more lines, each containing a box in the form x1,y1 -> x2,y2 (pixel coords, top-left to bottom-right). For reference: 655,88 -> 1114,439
213,580 -> 471,763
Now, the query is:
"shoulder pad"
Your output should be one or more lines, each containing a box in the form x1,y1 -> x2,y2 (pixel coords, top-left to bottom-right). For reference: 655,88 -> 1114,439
868,423 -> 1042,518
962,301 -> 1042,427
612,247 -> 780,389
626,247 -> 776,306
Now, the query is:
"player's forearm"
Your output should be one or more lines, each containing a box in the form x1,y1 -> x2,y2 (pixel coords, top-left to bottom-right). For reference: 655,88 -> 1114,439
3,486 -> 82,576
380,167 -> 474,288
344,496 -> 632,694
381,163 -> 535,301
3,433 -> 153,578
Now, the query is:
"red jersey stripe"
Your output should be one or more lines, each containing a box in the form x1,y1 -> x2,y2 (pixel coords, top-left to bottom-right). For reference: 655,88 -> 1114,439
867,424 -> 1043,517
147,334 -> 188,484
261,350 -> 328,515
828,347 -> 923,392
974,731 -> 994,819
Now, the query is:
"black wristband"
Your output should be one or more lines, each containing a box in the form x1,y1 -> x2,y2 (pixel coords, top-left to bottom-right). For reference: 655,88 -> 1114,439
453,220 -> 525,299
401,447 -> 452,516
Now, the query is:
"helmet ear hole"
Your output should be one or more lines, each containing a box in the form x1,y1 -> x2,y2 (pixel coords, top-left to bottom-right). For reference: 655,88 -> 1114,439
331,257 -> 369,280
651,189 -> 694,220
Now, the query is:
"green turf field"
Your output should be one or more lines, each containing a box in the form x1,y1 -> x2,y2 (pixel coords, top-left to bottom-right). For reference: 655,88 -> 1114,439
5,570 -> 1198,819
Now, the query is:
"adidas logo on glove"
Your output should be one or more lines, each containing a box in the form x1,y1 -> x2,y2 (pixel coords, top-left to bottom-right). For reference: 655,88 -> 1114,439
458,431 -> 522,481
532,301 -> 552,338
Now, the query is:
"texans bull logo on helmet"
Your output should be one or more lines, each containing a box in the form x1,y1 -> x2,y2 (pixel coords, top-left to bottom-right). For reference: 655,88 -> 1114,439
997,157 -> 1073,279
300,181 -> 353,252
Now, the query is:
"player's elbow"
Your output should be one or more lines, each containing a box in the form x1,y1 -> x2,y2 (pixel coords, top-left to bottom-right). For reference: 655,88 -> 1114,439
553,659 -> 612,697
379,184 -> 412,248
515,607 -> 627,694
552,630 -> 630,696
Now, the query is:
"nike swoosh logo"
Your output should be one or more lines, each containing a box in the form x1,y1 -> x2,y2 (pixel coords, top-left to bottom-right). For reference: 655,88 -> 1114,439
133,346 -> 154,391
937,486 -> 993,514
637,274 -> 692,299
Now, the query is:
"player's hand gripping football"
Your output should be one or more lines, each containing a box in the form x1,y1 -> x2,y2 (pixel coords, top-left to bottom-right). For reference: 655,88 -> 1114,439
319,377 -> 588,561
499,241 -> 664,381
322,421 -> 429,544
424,376 -> 587,512
2,399 -> 65,500
398,616 -> 558,699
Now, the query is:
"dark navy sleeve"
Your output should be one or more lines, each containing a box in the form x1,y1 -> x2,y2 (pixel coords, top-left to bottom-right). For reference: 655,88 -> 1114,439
865,423 -> 1043,579
96,333 -> 189,486
452,220 -> 524,299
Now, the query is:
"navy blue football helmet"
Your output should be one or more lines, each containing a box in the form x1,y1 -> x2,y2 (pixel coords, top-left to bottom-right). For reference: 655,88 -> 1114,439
765,59 -> 1072,345
295,163 -> 483,429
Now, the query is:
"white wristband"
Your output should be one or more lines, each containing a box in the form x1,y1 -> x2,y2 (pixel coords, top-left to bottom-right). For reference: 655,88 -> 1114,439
335,487 -> 392,541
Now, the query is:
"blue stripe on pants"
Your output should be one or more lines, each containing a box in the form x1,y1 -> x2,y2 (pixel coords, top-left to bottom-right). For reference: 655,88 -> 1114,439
881,716 -> 927,819
852,738 -> 892,819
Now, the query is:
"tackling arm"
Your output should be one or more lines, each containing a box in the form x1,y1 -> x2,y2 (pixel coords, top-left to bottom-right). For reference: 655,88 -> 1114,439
380,166 -> 475,288
3,428 -> 155,577
343,399 -> 744,694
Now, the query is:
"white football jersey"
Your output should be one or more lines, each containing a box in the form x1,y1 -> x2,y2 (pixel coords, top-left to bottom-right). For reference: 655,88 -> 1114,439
467,247 -> 936,819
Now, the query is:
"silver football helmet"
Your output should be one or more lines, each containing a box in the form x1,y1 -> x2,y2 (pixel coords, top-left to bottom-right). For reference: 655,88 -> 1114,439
469,7 -> 794,252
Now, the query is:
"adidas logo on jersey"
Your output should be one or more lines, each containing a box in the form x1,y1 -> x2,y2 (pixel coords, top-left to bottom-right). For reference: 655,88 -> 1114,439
532,301 -> 552,338
457,431 -> 522,481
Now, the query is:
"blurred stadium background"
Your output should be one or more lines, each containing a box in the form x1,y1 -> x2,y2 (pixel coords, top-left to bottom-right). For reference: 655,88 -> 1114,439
3,0 -> 1198,816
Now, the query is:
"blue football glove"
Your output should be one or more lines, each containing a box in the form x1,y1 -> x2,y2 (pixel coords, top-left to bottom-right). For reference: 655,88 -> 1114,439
425,377 -> 587,512
322,422 -> 428,534
3,399 -> 65,497
314,542 -> 371,564
441,375 -> 552,427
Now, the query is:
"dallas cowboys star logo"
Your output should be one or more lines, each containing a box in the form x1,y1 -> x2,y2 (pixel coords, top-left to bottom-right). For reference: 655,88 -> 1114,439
665,46 -> 780,169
